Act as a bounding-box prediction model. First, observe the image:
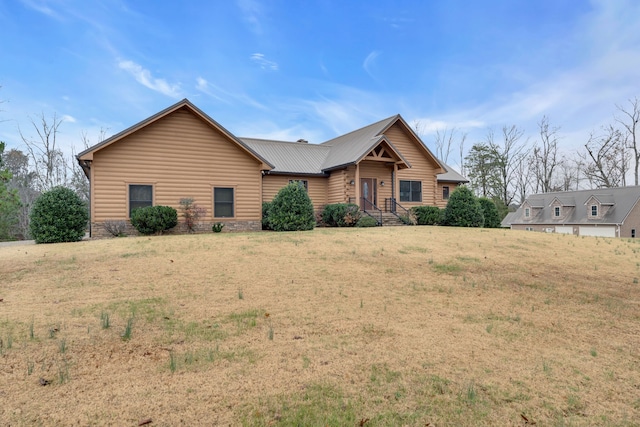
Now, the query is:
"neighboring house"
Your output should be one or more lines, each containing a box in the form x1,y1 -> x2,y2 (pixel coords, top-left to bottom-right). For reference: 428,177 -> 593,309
77,99 -> 467,237
507,187 -> 640,238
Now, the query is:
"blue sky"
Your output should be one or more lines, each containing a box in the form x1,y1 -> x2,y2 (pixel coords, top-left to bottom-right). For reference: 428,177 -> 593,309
1,0 -> 639,170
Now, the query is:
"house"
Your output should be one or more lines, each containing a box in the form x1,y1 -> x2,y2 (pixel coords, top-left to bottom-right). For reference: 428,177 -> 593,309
77,99 -> 467,237
506,187 -> 640,238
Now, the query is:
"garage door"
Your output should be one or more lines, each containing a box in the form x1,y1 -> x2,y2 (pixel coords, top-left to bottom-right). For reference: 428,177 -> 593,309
579,226 -> 616,237
555,226 -> 573,234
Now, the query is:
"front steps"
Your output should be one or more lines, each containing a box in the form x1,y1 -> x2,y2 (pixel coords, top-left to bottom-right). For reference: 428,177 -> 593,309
361,211 -> 407,226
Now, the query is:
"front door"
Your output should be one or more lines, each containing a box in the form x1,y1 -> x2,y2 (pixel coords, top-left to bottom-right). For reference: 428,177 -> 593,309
360,178 -> 376,209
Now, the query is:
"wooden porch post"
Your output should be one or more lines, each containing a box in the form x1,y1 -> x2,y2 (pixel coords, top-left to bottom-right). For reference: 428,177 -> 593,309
355,163 -> 360,206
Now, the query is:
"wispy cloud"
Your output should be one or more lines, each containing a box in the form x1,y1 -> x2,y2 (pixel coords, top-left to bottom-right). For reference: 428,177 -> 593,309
195,76 -> 266,110
237,0 -> 263,35
363,51 -> 381,80
250,53 -> 279,71
118,60 -> 181,98
19,0 -> 62,19
61,114 -> 76,123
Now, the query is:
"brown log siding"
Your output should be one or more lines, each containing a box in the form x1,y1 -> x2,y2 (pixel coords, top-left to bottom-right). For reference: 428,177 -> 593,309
91,107 -> 263,223
262,175 -> 328,211
385,123 -> 440,207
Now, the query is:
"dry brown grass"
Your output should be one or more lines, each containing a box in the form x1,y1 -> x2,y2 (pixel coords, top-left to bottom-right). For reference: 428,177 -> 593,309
1,227 -> 639,426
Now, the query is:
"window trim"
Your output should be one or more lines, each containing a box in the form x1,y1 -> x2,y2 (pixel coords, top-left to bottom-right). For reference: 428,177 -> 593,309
591,204 -> 598,217
524,207 -> 530,218
128,183 -> 153,218
399,180 -> 422,203
554,206 -> 561,217
442,185 -> 450,200
213,186 -> 236,219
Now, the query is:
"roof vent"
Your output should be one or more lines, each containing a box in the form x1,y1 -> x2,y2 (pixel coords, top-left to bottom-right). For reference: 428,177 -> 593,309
297,139 -> 308,144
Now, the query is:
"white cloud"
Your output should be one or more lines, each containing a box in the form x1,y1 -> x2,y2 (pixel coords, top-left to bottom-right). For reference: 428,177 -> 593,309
363,51 -> 381,80
237,0 -> 263,35
20,0 -> 62,19
61,114 -> 76,123
118,60 -> 181,98
250,53 -> 278,71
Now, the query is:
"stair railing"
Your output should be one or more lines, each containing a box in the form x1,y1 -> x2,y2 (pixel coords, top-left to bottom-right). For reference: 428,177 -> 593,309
361,198 -> 383,226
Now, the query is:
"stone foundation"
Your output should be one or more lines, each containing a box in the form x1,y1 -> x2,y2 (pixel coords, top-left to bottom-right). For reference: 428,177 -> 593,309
90,220 -> 262,239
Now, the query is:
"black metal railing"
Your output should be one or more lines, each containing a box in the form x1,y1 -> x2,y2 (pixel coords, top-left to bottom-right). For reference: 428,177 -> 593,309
361,197 -> 383,226
385,198 -> 410,218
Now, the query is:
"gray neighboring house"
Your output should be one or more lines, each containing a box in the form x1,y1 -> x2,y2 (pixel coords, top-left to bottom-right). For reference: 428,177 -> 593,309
507,187 -> 640,238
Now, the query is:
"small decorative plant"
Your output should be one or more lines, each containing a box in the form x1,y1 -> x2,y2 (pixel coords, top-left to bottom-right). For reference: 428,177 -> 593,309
212,222 -> 225,233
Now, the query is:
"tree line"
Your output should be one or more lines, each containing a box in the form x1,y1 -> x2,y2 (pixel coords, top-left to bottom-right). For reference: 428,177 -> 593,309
0,110 -> 101,240
419,97 -> 640,214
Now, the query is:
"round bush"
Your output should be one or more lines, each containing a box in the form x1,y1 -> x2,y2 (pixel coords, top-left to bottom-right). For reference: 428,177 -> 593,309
411,206 -> 443,225
29,186 -> 88,244
268,182 -> 315,231
321,203 -> 361,227
262,201 -> 272,230
478,197 -> 501,228
443,186 -> 484,227
356,216 -> 378,227
130,205 -> 178,235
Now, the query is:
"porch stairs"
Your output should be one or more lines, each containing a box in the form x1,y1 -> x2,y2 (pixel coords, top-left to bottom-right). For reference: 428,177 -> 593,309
361,211 -> 407,226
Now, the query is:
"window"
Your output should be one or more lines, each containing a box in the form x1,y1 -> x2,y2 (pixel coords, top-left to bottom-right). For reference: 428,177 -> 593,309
129,184 -> 152,217
524,207 -> 530,218
442,186 -> 450,200
214,187 -> 234,218
554,206 -> 561,217
632,229 -> 636,238
400,180 -> 422,202
289,179 -> 308,191
591,205 -> 598,217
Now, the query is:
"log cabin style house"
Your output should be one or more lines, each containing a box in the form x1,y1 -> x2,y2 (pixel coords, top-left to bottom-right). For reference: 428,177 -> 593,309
77,99 -> 467,237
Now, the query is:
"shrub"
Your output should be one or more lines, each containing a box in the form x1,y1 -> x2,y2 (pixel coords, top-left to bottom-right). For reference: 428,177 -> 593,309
130,205 -> 178,235
478,197 -> 501,228
103,220 -> 127,237
268,182 -> 315,231
443,186 -> 484,227
29,186 -> 88,244
262,202 -> 272,230
356,216 -> 378,227
411,206 -> 444,225
321,203 -> 361,227
179,198 -> 206,233
212,222 -> 224,233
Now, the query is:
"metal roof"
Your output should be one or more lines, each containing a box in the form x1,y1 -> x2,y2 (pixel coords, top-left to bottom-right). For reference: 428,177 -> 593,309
437,163 -> 468,183
240,138 -> 330,175
511,187 -> 640,225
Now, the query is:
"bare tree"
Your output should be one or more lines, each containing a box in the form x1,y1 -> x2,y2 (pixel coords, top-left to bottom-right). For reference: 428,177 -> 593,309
3,148 -> 39,239
531,116 -> 562,192
19,113 -> 68,192
486,125 -> 527,207
616,97 -> 640,185
432,127 -> 467,165
69,128 -> 107,203
580,125 -> 629,188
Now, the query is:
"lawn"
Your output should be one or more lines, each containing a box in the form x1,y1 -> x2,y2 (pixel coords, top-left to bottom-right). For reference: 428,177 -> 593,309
0,227 -> 639,426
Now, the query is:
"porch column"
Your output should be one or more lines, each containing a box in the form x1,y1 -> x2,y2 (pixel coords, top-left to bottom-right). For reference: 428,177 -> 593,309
355,163 -> 360,206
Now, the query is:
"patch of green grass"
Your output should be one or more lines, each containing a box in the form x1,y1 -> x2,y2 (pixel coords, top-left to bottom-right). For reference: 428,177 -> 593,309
121,318 -> 134,341
432,262 -> 462,274
100,312 -> 110,329
59,338 -> 67,354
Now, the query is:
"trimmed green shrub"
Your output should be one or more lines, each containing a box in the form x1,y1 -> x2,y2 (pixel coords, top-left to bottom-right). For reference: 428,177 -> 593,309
268,182 -> 315,231
29,186 -> 88,244
262,201 -> 272,230
478,197 -> 501,228
411,206 -> 443,225
356,216 -> 378,227
130,205 -> 178,235
443,186 -> 484,227
321,203 -> 361,227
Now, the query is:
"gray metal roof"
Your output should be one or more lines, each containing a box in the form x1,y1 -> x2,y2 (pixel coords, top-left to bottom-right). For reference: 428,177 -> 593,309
511,187 -> 640,225
240,138 -> 330,175
501,211 -> 518,227
320,115 -> 400,170
437,163 -> 468,183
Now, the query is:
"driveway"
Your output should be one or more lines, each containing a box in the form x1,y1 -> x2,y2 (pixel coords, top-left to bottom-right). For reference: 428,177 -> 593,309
0,240 -> 36,247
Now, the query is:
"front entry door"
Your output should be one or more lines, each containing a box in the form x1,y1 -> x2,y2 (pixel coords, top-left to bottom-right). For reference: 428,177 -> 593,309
360,178 -> 376,209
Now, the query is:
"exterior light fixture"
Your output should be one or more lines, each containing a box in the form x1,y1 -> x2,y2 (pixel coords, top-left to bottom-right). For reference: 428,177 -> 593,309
380,181 -> 385,186
350,180 -> 355,185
